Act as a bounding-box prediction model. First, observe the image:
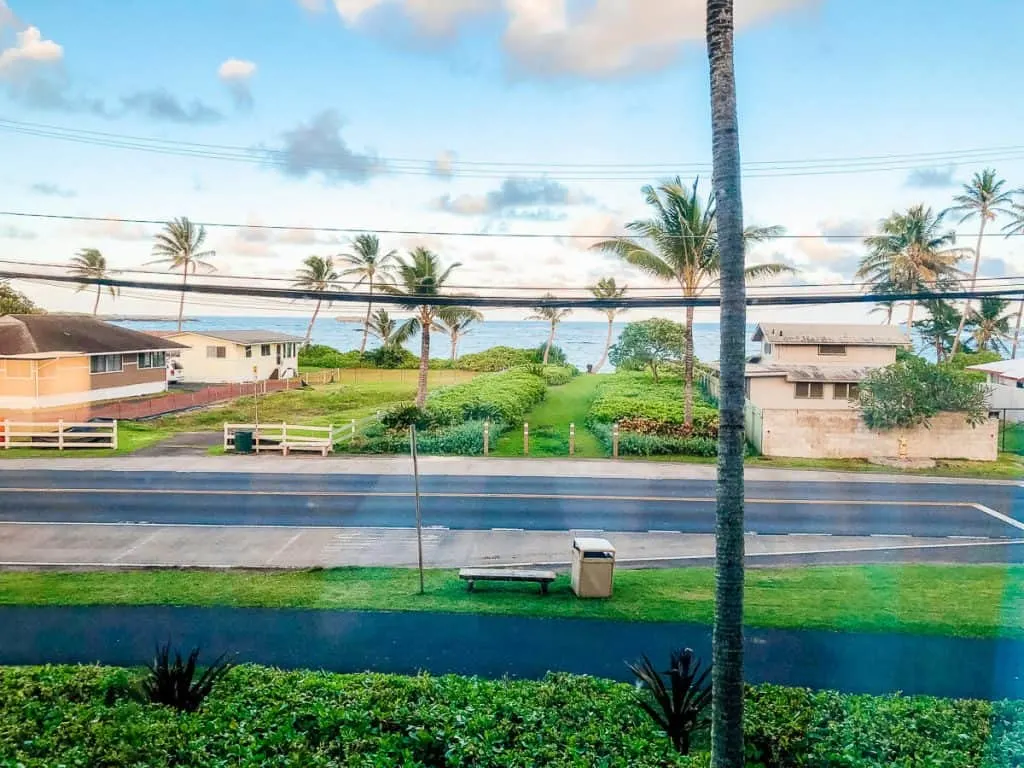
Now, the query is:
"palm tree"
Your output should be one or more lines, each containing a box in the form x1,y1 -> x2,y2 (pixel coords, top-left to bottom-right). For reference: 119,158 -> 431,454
434,306 -> 483,362
379,248 -> 460,406
366,308 -> 415,349
340,234 -> 398,355
293,255 -> 341,347
70,248 -> 117,315
967,296 -> 1014,354
706,1 -> 747,764
857,206 -> 966,328
944,169 -> 1015,355
592,178 -> 789,427
529,295 -> 572,365
590,277 -> 627,373
913,298 -> 962,362
149,217 -> 216,331
1003,197 -> 1024,358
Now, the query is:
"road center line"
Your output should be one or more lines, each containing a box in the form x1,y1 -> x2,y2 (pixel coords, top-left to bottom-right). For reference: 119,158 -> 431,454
971,503 -> 1024,532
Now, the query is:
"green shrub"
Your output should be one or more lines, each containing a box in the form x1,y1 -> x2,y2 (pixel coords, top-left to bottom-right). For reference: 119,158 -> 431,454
540,365 -> 575,386
591,422 -> 717,457
298,344 -> 367,369
427,369 -> 546,423
618,414 -> 719,439
380,403 -> 434,431
588,373 -> 716,425
455,346 -> 537,372
535,343 -> 569,366
365,344 -> 417,369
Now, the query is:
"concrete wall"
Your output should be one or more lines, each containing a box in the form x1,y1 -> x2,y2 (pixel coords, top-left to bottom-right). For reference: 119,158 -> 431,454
767,344 -> 897,366
171,333 -> 298,383
747,375 -> 859,411
758,409 -> 998,460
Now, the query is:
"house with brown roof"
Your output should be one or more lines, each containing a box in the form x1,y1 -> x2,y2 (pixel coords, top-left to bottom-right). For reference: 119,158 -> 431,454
0,314 -> 187,410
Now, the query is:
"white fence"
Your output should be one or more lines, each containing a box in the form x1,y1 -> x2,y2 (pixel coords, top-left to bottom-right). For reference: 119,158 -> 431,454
223,422 -> 341,457
1,419 -> 118,450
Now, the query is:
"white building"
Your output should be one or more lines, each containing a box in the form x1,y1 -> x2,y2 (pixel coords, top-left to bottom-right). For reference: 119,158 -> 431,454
967,358 -> 1024,421
165,330 -> 303,383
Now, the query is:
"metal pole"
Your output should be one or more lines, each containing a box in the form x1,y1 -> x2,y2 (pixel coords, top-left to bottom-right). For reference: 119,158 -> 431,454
410,424 -> 425,595
253,365 -> 259,430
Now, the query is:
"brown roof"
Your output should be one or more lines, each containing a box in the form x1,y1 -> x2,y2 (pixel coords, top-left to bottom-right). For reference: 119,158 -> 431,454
752,322 -> 910,346
710,361 -> 879,382
0,314 -> 188,357
165,329 -> 306,345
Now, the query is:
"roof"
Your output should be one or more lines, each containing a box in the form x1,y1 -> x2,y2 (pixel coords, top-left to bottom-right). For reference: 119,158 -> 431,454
752,322 -> 910,346
745,363 -> 879,383
966,358 -> 1024,380
0,314 -> 188,357
166,329 -> 306,345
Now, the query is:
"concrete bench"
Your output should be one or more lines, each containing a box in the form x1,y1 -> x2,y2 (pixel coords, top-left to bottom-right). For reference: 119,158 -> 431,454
281,441 -> 332,457
458,567 -> 557,594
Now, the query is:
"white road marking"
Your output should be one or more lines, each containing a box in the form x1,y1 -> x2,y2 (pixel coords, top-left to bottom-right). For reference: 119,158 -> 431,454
788,532 -> 832,537
492,527 -> 524,532
111,530 -> 161,562
971,503 -> 1024,532
647,530 -> 682,534
265,532 -> 303,564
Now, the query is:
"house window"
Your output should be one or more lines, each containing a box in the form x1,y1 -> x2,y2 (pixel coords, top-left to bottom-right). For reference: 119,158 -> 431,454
137,351 -> 166,369
245,346 -> 252,359
261,344 -> 271,357
833,382 -> 859,400
818,344 -> 847,356
795,381 -> 824,399
762,342 -> 773,356
90,354 -> 123,374
206,346 -> 227,359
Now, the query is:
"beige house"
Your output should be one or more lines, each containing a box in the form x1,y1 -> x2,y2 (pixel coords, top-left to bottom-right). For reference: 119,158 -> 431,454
966,358 -> 1024,422
0,314 -> 186,410
165,330 -> 303,383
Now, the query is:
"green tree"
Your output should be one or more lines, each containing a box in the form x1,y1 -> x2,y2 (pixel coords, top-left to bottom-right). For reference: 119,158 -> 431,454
944,169 -> 1015,355
590,277 -> 627,373
591,178 -> 788,427
149,217 -> 216,332
867,278 -> 903,325
293,255 -> 341,347
912,299 -> 962,362
379,248 -> 460,406
608,318 -> 684,382
857,206 -> 965,328
434,306 -> 484,362
0,281 -> 42,314
966,296 -> 1014,354
366,308 -> 414,349
529,295 -> 572,365
69,248 -> 117,315
1002,196 -> 1024,358
340,234 -> 398,355
859,356 -> 988,430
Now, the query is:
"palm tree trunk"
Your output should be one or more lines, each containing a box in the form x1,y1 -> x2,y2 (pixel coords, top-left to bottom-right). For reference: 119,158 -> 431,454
305,298 -> 322,347
450,332 -> 458,362
93,284 -> 101,316
543,322 -> 555,365
906,300 -> 916,330
416,310 -> 430,407
951,220 -> 987,356
177,263 -> 189,332
1013,299 -> 1024,359
885,303 -> 893,325
594,315 -> 614,373
360,278 -> 374,355
707,1 -> 746,766
684,304 -> 696,427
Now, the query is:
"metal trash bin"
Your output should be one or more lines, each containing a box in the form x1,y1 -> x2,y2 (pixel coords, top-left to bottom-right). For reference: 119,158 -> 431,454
571,537 -> 616,598
234,429 -> 254,454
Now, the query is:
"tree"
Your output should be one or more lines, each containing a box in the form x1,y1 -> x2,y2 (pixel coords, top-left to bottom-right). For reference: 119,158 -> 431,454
912,299 -> 962,362
1002,196 -> 1024,358
944,169 -> 1015,356
434,306 -> 483,362
70,248 -> 117,315
0,281 -> 42,314
857,206 -> 965,328
149,217 -> 216,332
707,1 -> 747,764
608,319 -> 684,382
867,278 -> 902,325
293,255 -> 341,347
529,295 -> 572,365
859,356 -> 988,430
366,308 -> 414,349
590,277 -> 627,373
967,296 -> 1014,354
591,178 -> 788,427
340,234 -> 398,355
379,248 -> 460,406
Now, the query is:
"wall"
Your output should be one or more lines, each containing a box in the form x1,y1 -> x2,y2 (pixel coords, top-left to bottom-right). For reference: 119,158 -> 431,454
757,409 -> 997,460
172,334 -> 298,383
0,355 -> 166,409
747,375 -> 859,411
984,384 -> 1024,423
771,344 -> 897,366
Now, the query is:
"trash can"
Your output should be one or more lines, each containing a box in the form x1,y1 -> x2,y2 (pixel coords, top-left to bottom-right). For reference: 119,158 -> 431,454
571,537 -> 616,598
234,429 -> 254,454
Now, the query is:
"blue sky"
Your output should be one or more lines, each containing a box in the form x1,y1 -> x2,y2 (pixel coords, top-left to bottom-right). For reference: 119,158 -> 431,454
1,0 -> 1023,322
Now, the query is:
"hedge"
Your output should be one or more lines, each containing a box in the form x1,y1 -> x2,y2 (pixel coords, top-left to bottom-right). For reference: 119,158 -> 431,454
539,365 -> 576,386
427,368 -> 546,424
591,422 -> 717,457
0,665 -> 1019,767
454,346 -> 538,372
587,373 -> 716,426
351,419 -> 494,455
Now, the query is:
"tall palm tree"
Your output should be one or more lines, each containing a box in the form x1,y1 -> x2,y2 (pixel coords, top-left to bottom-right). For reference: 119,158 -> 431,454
967,296 -> 1014,354
293,255 -> 341,347
379,248 -> 460,406
857,206 -> 966,328
913,298 -> 962,362
592,178 -> 788,427
1003,197 -> 1024,358
340,234 -> 398,355
706,1 -> 747,764
590,277 -> 627,373
529,295 -> 572,365
70,248 -> 117,315
149,217 -> 216,331
366,308 -> 415,349
434,306 -> 483,362
944,169 -> 1014,355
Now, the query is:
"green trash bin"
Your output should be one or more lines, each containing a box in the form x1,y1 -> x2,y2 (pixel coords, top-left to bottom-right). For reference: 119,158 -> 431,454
234,429 -> 254,454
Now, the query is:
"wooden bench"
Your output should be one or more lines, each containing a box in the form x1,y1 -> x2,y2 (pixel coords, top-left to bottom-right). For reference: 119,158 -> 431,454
458,568 -> 557,594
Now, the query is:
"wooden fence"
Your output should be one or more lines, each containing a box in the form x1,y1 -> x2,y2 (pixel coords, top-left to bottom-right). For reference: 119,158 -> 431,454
223,422 -> 341,457
1,419 -> 117,450
300,368 -> 476,386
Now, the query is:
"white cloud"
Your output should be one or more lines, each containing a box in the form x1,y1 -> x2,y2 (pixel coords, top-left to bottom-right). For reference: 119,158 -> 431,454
432,150 -> 457,179
0,25 -> 62,74
218,58 -> 257,81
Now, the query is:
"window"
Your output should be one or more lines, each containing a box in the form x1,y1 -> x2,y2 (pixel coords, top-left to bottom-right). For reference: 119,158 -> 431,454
245,346 -> 252,359
90,354 -> 123,374
206,346 -> 227,359
795,381 -> 824,399
818,344 -> 847,356
261,344 -> 271,357
762,342 -> 773,356
137,351 -> 166,369
284,343 -> 297,357
833,382 -> 859,400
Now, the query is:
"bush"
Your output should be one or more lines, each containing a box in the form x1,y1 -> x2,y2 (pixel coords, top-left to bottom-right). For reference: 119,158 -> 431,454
365,344 -> 418,369
427,369 -> 546,424
380,403 -> 435,431
588,373 -> 716,425
455,346 -> 538,372
535,343 -> 569,366
618,414 -> 719,440
298,345 -> 367,369
540,365 -> 576,386
138,643 -> 233,713
591,423 -> 718,456
859,356 -> 988,430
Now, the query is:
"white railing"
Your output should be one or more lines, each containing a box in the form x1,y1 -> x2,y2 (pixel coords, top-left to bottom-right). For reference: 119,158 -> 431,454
1,419 -> 118,450
223,422 -> 340,456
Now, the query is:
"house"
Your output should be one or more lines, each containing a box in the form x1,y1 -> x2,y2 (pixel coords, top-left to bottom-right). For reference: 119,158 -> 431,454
163,330 -> 303,383
0,314 -> 187,410
966,358 -> 1024,422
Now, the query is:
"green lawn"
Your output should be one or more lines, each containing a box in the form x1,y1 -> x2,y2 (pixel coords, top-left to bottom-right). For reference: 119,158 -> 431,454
1001,423 -> 1024,454
494,375 -> 605,457
0,421 -> 174,459
2,564 -> 1022,638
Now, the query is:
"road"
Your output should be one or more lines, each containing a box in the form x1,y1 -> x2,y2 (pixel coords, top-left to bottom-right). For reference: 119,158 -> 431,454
1,469 -> 1022,538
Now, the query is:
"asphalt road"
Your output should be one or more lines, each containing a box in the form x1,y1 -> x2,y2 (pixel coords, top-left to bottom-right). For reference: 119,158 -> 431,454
1,470 -> 1022,538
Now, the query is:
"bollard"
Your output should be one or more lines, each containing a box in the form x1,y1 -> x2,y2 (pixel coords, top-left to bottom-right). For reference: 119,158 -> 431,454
351,418 -> 356,435
523,422 -> 529,456
612,422 -> 619,458
569,422 -> 575,456
483,421 -> 490,456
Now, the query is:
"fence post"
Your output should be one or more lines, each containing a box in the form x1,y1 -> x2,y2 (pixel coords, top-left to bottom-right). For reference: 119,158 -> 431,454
612,422 -> 619,459
2,419 -> 8,449
351,418 -> 356,436
523,422 -> 529,456
569,423 -> 575,456
483,420 -> 489,456
58,418 -> 64,451
111,420 -> 118,450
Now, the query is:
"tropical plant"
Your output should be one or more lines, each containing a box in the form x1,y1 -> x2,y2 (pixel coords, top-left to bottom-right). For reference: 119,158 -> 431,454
149,217 -> 216,331
378,247 -> 460,406
967,296 -> 1014,354
944,169 -> 1015,355
434,306 -> 484,361
591,178 -> 788,427
293,255 -> 341,347
529,295 -> 572,365
858,356 -> 988,430
366,308 -> 414,349
1002,195 -> 1024,358
340,234 -> 398,355
590,277 -> 627,372
912,299 -> 962,362
70,248 -> 117,315
867,278 -> 903,325
138,642 -> 233,713
0,280 -> 42,315
608,318 -> 685,382
628,647 -> 712,755
857,206 -> 965,328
